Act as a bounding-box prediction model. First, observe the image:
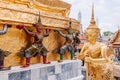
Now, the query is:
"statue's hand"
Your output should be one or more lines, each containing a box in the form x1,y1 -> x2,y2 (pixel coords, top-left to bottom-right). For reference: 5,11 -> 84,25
85,57 -> 92,63
16,25 -> 24,30
84,50 -> 90,57
54,30 -> 58,32
4,51 -> 11,57
6,24 -> 12,28
46,29 -> 51,33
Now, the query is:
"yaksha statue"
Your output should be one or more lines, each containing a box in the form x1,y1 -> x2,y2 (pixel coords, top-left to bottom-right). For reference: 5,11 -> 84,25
77,4 -> 114,80
17,12 -> 50,67
73,32 -> 81,55
0,24 -> 11,71
54,21 -> 75,62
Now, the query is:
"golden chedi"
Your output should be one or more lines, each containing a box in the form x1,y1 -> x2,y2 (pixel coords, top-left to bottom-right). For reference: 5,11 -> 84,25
0,0 -> 80,67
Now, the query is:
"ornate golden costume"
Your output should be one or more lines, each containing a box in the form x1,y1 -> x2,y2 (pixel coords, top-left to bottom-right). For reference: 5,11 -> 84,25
77,4 -> 114,80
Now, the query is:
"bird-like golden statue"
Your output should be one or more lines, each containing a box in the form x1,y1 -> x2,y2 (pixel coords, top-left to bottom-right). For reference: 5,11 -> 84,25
77,4 -> 114,80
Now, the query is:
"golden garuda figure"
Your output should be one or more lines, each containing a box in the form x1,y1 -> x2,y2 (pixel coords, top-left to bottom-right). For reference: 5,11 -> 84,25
77,4 -> 115,80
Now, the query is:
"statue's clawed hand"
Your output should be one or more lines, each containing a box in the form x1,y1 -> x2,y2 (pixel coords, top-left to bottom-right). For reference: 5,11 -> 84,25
16,25 -> 24,30
85,57 -> 92,63
46,29 -> 51,33
6,24 -> 12,28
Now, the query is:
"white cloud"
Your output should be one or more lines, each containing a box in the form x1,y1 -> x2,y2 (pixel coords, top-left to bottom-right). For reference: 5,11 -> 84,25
114,6 -> 120,11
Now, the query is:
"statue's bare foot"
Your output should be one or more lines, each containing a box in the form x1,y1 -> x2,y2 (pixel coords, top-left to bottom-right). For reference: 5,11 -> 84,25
43,62 -> 51,64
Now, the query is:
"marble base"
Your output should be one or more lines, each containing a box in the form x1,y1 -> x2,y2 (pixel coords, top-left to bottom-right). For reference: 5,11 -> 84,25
0,60 -> 84,80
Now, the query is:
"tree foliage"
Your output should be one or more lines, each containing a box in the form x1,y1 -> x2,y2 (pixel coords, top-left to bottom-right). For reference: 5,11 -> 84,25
103,31 -> 114,36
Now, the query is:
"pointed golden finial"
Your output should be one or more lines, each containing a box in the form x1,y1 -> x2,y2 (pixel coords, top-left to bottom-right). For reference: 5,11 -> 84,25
91,3 -> 94,19
90,3 -> 96,25
86,3 -> 100,32
38,11 -> 41,23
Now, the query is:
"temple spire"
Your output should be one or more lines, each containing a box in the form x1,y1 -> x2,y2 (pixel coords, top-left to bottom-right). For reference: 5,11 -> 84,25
91,3 -> 94,19
90,3 -> 96,25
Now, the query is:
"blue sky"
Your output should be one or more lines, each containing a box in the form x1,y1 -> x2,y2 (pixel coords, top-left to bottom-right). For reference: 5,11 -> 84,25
63,0 -> 120,34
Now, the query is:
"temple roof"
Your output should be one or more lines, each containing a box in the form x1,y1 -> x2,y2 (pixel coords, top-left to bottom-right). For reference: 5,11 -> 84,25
110,29 -> 120,44
37,0 -> 71,9
2,0 -> 71,17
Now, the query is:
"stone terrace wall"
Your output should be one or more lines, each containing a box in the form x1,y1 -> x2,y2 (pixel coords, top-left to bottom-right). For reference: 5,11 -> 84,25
0,60 -> 84,80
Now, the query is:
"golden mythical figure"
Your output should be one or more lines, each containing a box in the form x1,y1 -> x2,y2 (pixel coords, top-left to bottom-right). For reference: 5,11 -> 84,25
77,4 -> 115,80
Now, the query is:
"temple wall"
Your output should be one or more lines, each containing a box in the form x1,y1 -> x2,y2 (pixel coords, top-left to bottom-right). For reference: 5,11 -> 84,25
0,60 -> 84,80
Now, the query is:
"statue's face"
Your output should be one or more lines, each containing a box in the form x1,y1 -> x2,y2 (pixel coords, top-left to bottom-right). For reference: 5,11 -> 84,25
86,29 -> 99,43
88,32 -> 96,42
36,23 -> 43,33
